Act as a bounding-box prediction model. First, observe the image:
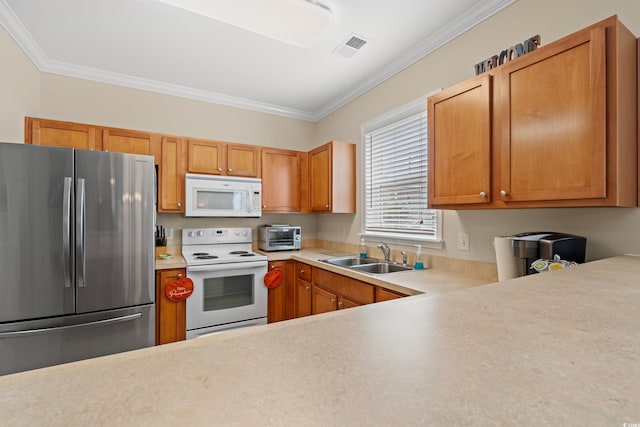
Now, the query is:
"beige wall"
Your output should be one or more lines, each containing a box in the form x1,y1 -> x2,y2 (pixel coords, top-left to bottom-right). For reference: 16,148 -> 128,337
2,0 -> 640,263
0,26 -> 40,142
315,0 -> 640,262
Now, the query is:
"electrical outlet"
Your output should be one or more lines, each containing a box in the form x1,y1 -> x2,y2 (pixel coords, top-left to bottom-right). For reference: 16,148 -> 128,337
458,232 -> 470,251
165,227 -> 173,239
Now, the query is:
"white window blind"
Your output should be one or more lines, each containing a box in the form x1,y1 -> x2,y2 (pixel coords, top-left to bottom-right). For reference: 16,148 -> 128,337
363,109 -> 438,239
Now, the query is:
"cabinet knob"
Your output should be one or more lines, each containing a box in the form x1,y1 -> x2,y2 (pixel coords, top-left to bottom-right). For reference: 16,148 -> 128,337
228,168 -> 232,172
218,167 -> 222,172
176,273 -> 182,278
305,286 -> 310,290
300,269 -> 305,273
325,204 -> 329,208
271,265 -> 275,269
263,205 -> 267,208
331,298 -> 336,303
500,190 -> 508,197
338,301 -> 343,307
177,202 -> 182,207
479,192 -> 487,198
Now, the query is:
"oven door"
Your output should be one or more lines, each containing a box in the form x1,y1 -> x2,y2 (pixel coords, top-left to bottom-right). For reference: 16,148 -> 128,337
186,261 -> 267,338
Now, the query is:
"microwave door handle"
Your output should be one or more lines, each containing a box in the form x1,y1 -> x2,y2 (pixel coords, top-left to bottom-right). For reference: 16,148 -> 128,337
62,177 -> 73,288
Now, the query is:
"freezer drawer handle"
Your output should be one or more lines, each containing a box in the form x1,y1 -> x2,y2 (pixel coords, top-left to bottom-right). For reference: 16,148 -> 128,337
62,177 -> 72,288
0,313 -> 142,338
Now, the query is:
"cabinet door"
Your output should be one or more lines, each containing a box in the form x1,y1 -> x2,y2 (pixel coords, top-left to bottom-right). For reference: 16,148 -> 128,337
267,260 -> 295,323
375,287 -> 407,302
103,128 -> 151,155
295,278 -> 312,318
26,117 -> 100,150
496,26 -> 606,202
227,144 -> 260,177
261,148 -> 301,212
338,296 -> 360,310
312,285 -> 338,314
156,269 -> 186,345
187,139 -> 225,175
428,74 -> 492,206
309,143 -> 332,212
159,136 -> 186,212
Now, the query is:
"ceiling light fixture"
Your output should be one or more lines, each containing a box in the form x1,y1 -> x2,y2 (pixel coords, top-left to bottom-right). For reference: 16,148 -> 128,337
157,0 -> 332,48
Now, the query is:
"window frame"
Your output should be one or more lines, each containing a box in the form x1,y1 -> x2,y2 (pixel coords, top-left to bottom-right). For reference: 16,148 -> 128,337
360,93 -> 443,249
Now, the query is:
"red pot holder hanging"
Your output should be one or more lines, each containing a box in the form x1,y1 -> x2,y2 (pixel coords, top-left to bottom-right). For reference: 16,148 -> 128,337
165,277 -> 194,301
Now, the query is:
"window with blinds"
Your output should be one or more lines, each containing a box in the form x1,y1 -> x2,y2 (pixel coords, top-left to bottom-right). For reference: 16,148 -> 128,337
363,99 -> 439,240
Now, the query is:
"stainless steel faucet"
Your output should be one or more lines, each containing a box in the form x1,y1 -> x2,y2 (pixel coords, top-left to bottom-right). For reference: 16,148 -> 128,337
377,241 -> 390,261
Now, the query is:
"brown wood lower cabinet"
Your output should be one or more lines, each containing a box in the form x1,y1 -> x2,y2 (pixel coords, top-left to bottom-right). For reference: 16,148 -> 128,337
311,267 -> 374,315
375,286 -> 408,302
266,261 -> 411,324
155,268 -> 186,345
294,261 -> 313,317
267,260 -> 295,323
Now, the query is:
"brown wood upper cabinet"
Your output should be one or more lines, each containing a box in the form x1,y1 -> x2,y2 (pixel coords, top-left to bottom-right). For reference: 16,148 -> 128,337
428,16 -> 638,209
261,147 -> 302,213
159,136 -> 186,212
187,138 -> 260,177
102,128 -> 153,156
309,140 -> 356,213
25,117 -> 101,150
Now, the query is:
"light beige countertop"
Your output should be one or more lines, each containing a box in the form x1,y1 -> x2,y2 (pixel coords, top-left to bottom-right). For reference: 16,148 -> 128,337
154,245 -> 186,270
2,255 -> 639,426
263,248 -> 495,296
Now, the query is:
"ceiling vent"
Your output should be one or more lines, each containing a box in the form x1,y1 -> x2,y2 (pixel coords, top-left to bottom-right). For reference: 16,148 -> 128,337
332,34 -> 369,58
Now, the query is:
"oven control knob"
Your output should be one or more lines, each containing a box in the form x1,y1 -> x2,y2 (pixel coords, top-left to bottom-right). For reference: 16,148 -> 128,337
197,230 -> 205,237
188,231 -> 195,238
234,229 -> 241,236
241,230 -> 248,237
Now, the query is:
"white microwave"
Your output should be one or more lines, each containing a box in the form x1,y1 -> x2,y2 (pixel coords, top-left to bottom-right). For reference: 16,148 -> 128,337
185,174 -> 262,217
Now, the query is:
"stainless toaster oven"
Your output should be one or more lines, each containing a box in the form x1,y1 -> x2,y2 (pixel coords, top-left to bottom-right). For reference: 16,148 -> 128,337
258,225 -> 301,251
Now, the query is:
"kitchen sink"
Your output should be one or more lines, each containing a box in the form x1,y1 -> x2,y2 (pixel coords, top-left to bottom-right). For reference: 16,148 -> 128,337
350,263 -> 413,274
321,257 -> 413,274
322,256 -> 380,267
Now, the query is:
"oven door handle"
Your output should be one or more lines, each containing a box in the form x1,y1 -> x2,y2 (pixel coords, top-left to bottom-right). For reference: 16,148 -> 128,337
187,261 -> 267,273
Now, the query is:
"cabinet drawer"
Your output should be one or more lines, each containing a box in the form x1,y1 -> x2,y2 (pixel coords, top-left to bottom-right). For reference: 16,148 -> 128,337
296,262 -> 312,282
312,267 -> 374,305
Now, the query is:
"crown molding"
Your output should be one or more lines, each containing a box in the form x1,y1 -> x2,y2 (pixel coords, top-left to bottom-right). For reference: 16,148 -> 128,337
311,0 -> 517,121
0,0 -> 516,123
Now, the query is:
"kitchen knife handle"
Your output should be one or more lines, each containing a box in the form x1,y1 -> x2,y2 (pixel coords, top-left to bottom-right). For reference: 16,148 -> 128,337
62,177 -> 72,288
76,178 -> 86,288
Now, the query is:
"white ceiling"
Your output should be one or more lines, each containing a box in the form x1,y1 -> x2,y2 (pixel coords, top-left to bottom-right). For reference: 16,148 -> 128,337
0,0 -> 516,121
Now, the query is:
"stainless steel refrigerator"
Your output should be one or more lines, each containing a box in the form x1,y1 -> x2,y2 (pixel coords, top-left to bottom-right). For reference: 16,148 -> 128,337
0,142 -> 155,376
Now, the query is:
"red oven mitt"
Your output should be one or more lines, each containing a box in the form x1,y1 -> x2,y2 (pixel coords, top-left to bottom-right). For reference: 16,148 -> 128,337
263,269 -> 283,289
165,277 -> 194,301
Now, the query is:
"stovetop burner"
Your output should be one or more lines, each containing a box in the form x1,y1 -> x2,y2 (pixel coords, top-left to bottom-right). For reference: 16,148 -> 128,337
195,255 -> 218,260
229,250 -> 249,255
240,253 -> 256,257
193,252 -> 209,256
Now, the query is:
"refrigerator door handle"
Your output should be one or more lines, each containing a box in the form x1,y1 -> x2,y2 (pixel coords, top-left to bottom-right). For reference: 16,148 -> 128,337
62,177 -> 73,288
0,313 -> 142,338
76,178 -> 86,288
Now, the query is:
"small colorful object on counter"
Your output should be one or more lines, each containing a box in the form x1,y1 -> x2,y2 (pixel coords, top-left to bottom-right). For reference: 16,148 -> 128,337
530,254 -> 578,273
